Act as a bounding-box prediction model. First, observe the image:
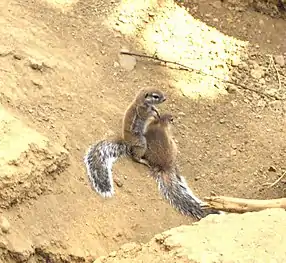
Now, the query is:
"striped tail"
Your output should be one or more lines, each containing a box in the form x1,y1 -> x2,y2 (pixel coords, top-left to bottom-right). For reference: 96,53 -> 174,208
153,168 -> 222,220
84,140 -> 128,198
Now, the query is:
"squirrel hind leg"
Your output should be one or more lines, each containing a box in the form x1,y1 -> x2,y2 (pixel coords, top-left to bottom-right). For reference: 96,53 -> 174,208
129,141 -> 150,167
137,158 -> 151,168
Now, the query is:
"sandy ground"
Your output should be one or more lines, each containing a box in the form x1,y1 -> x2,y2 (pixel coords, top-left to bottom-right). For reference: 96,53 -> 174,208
95,209 -> 286,263
0,0 -> 285,262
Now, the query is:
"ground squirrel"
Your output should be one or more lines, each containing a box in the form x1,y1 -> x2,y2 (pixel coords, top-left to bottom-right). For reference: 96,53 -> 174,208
143,113 -> 222,220
84,87 -> 166,197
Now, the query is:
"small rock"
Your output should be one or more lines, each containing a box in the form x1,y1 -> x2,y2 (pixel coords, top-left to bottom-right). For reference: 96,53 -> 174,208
230,149 -> 237,156
226,86 -> 237,94
178,112 -> 185,116
268,166 -> 277,172
114,178 -> 123,187
119,49 -> 136,71
230,56 -> 241,67
0,45 -> 12,57
118,15 -> 128,23
13,53 -> 24,60
108,251 -> 117,257
211,1 -> 222,8
269,100 -> 283,112
31,79 -> 43,89
29,59 -> 43,71
47,164 -> 58,173
120,242 -> 139,253
266,88 -> 277,96
0,216 -> 10,233
219,119 -> 226,124
274,55 -> 285,67
250,67 -> 264,79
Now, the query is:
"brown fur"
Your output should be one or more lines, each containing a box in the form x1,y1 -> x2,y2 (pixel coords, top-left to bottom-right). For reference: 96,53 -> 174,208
122,87 -> 166,166
143,114 -> 177,170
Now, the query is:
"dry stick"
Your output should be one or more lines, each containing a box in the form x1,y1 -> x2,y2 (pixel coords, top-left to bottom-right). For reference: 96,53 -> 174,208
203,196 -> 286,213
120,51 -> 284,101
0,68 -> 10,72
262,170 -> 286,188
268,55 -> 282,91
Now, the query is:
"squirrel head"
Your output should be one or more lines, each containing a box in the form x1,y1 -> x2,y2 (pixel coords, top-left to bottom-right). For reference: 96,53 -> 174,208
137,88 -> 166,105
159,113 -> 174,126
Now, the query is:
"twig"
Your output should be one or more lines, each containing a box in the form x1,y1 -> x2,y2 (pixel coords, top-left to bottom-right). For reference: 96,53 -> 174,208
269,55 -> 282,91
203,195 -> 286,213
120,51 -> 283,101
262,170 -> 286,188
0,68 -> 10,72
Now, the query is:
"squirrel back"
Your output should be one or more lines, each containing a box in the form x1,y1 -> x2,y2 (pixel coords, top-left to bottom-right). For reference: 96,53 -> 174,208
144,114 -> 177,171
143,114 -> 222,220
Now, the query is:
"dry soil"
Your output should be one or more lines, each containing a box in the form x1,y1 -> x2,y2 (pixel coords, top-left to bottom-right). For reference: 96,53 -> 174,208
0,0 -> 285,262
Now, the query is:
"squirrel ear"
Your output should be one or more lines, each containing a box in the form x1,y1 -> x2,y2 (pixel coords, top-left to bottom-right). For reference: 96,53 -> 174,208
144,92 -> 149,98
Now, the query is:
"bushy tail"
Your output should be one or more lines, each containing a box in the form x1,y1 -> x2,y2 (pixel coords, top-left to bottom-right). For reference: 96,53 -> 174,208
153,168 -> 222,220
83,140 -> 128,198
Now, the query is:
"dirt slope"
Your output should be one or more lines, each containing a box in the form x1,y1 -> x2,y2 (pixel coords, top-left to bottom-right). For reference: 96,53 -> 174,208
0,0 -> 285,262
95,209 -> 286,263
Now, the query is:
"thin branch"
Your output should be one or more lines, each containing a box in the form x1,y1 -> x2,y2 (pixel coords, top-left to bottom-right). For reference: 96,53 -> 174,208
0,68 -> 10,72
202,195 -> 286,213
267,55 -> 282,92
120,51 -> 284,101
262,170 -> 286,188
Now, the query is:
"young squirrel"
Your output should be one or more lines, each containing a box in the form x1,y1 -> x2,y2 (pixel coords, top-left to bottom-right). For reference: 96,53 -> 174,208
84,87 -> 166,198
143,113 -> 222,220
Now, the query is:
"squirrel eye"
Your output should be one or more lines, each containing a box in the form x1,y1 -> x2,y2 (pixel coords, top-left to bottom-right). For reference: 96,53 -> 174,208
152,94 -> 160,100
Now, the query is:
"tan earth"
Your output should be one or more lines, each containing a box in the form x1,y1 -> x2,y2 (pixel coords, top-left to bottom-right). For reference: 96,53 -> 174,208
0,0 -> 285,262
95,209 -> 286,263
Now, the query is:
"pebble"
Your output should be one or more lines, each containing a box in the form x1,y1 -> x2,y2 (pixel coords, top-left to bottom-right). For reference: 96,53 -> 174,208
0,45 -> 12,57
0,216 -> 10,233
226,86 -> 238,94
114,178 -> 123,187
31,79 -> 43,89
230,149 -> 237,156
108,251 -> 117,257
29,59 -> 43,71
274,55 -> 285,67
230,56 -> 241,67
250,67 -> 264,79
211,1 -> 222,8
219,119 -> 226,124
119,48 -> 136,71
13,53 -> 24,60
268,166 -> 277,172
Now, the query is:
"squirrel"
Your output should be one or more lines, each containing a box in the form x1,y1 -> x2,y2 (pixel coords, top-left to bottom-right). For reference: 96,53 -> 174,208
84,87 -> 166,198
143,113 -> 222,220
